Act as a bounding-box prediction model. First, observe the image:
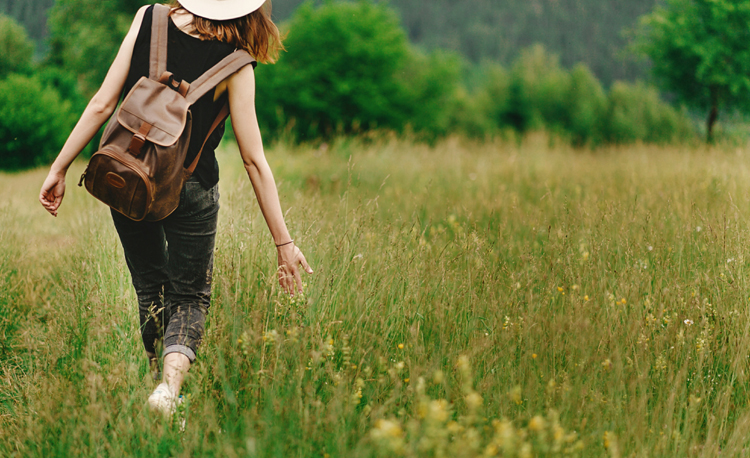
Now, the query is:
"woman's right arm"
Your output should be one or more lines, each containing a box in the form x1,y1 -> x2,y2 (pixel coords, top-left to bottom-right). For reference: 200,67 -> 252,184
40,5 -> 149,217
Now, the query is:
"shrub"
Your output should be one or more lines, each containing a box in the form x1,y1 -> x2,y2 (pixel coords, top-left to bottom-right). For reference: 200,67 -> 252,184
564,64 -> 607,146
448,86 -> 498,140
399,49 -> 464,140
35,66 -> 88,115
505,45 -> 570,133
35,66 -> 98,157
0,14 -> 34,78
603,81 -> 693,144
453,62 -> 510,139
479,47 -> 608,146
0,75 -> 76,170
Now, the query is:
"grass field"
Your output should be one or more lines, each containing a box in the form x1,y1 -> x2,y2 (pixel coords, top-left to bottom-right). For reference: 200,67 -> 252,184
3,135 -> 750,457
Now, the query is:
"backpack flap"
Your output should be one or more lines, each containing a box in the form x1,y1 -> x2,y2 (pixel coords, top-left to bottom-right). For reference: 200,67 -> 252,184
117,76 -> 190,151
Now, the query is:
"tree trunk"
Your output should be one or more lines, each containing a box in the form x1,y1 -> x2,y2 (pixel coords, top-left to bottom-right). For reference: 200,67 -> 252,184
706,88 -> 718,143
706,105 -> 718,143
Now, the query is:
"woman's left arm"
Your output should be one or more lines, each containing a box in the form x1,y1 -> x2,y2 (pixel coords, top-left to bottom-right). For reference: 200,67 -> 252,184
227,65 -> 314,295
40,5 -> 148,217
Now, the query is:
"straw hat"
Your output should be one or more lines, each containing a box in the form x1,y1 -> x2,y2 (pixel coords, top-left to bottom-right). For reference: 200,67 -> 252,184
178,0 -> 266,20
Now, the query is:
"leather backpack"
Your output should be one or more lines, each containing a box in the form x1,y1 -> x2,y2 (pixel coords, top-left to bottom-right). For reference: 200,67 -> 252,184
79,4 -> 255,221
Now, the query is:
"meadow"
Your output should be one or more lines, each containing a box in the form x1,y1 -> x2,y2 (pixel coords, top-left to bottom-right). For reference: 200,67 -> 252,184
3,135 -> 750,457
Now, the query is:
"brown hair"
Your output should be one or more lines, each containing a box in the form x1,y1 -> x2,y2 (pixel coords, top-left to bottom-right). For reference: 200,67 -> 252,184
167,1 -> 285,64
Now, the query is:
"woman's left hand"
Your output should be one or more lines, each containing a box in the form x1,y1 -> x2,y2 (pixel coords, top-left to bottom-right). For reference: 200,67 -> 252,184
277,243 -> 313,295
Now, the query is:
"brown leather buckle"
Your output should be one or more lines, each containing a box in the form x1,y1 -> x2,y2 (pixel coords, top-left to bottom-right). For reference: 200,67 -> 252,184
158,71 -> 173,85
128,133 -> 146,156
128,122 -> 152,156
159,71 -> 190,97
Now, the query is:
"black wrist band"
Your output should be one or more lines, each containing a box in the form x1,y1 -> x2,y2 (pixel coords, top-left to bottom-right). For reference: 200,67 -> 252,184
275,239 -> 294,248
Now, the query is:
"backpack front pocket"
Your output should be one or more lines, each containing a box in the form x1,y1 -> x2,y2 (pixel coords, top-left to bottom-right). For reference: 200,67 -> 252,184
83,146 -> 154,221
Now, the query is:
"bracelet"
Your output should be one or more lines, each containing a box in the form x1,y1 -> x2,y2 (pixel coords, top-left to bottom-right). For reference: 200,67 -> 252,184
275,239 -> 294,248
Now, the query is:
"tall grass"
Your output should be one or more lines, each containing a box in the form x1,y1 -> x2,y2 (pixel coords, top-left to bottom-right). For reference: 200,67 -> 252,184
2,135 -> 750,456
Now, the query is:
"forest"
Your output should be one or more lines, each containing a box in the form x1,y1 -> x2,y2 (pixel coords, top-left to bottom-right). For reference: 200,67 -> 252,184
0,0 -> 53,42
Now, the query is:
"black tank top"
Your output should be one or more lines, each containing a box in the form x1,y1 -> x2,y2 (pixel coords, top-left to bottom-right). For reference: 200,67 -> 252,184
123,5 -> 243,189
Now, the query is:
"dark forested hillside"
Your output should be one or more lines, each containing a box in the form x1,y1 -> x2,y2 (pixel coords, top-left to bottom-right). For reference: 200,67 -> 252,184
0,0 -> 54,41
3,0 -> 657,84
273,0 -> 657,84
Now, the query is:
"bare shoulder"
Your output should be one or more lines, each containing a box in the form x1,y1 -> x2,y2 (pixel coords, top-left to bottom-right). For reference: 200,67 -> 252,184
135,4 -> 150,21
231,63 -> 256,82
126,4 -> 150,36
228,64 -> 256,90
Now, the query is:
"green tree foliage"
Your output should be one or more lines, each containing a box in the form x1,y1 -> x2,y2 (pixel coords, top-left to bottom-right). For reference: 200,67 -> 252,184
256,1 -> 411,140
566,64 -> 608,146
46,0 -> 149,95
462,46 -> 690,145
0,74 -> 76,170
603,82 -> 692,144
501,46 -> 607,145
505,45 -> 570,133
253,2 -> 691,147
398,49 -> 463,140
35,66 -> 89,115
255,1 -> 466,142
0,12 -> 83,171
471,63 -> 511,135
0,14 -> 33,77
636,0 -> 750,141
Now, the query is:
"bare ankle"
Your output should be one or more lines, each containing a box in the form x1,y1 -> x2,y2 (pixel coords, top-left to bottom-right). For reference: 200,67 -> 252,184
163,352 -> 191,395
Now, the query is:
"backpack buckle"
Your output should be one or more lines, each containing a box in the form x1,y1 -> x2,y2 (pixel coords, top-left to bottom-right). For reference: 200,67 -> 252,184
159,71 -> 190,97
128,122 -> 153,156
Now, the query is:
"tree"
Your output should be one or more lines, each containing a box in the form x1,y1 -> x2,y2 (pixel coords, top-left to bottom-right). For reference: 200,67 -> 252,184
256,1 -> 411,140
0,14 -> 33,78
635,0 -> 750,141
46,0 -> 149,95
0,74 -> 76,170
398,48 -> 463,140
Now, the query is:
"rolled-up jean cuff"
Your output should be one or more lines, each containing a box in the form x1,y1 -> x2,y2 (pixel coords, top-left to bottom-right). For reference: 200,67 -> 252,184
163,344 -> 196,363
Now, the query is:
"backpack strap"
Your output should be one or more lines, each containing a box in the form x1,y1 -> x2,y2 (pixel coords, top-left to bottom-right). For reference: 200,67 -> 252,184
183,51 -> 255,176
186,102 -> 230,175
184,51 -> 255,176
149,4 -> 169,80
185,50 -> 257,105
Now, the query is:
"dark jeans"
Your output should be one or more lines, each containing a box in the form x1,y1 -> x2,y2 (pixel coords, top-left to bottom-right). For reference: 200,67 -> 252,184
111,177 -> 219,362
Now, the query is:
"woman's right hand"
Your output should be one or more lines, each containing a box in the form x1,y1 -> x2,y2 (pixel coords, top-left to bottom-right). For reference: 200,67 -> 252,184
277,243 -> 314,295
39,171 -> 66,217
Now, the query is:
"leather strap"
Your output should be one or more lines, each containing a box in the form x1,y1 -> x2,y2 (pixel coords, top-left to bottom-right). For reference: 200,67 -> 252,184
128,122 -> 153,156
183,51 -> 254,174
185,51 -> 256,105
150,4 -> 169,80
186,102 -> 230,175
177,80 -> 190,97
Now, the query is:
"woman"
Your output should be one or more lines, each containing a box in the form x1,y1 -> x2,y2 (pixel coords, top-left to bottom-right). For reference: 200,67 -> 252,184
38,0 -> 312,414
